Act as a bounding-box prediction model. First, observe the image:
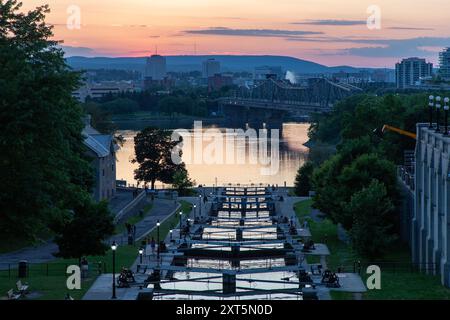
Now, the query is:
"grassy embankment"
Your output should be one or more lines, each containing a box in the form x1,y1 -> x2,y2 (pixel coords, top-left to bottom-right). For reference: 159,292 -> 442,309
294,199 -> 450,300
115,203 -> 154,235
0,200 -> 192,300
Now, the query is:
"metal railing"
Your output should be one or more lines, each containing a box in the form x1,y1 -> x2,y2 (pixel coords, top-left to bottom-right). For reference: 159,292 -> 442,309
398,166 -> 415,191
0,262 -> 107,279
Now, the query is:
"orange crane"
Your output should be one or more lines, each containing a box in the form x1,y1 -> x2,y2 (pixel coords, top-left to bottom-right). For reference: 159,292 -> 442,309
380,125 -> 417,140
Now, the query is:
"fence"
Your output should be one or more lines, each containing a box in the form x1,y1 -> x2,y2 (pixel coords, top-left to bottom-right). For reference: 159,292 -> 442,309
0,262 -> 108,279
339,261 -> 437,275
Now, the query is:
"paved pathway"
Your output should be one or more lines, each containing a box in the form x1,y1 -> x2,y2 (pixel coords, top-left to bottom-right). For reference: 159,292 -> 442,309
111,198 -> 179,245
0,197 -> 178,269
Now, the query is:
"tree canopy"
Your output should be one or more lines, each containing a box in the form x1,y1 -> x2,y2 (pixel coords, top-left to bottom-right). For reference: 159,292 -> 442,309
132,127 -> 185,189
0,1 -> 114,252
305,92 -> 431,257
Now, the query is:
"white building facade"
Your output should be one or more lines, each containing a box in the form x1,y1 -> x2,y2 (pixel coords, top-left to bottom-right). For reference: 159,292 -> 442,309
413,124 -> 450,287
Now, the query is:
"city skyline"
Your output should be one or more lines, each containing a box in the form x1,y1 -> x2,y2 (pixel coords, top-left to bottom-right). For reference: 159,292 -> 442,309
21,0 -> 450,68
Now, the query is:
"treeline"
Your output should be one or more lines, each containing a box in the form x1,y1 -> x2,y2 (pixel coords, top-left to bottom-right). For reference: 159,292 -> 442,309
295,93 -> 441,258
84,90 -> 211,118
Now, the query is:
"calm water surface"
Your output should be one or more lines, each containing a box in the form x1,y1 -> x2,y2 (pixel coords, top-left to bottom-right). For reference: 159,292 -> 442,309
116,123 -> 310,187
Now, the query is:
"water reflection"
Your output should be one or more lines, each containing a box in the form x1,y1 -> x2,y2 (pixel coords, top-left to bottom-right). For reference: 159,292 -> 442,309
116,123 -> 309,187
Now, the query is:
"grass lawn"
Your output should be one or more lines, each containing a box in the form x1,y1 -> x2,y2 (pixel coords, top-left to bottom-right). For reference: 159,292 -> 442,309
293,199 -> 313,219
115,203 -> 154,235
294,199 -> 450,300
0,200 -> 193,300
0,244 -> 139,300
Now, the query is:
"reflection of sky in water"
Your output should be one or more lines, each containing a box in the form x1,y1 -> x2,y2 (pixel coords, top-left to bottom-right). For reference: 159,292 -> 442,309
156,271 -> 302,301
115,123 -> 309,187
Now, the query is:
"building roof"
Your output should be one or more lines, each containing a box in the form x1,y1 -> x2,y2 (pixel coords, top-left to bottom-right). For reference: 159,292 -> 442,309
84,135 -> 111,158
82,117 -> 116,158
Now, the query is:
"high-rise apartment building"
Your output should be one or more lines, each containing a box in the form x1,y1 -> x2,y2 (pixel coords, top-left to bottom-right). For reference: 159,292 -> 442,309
395,57 -> 433,89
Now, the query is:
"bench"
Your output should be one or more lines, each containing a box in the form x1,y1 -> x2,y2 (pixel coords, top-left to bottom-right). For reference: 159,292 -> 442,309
7,289 -> 21,300
16,280 -> 29,294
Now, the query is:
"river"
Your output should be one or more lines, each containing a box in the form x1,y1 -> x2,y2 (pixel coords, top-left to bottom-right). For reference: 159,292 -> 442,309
115,123 -> 310,188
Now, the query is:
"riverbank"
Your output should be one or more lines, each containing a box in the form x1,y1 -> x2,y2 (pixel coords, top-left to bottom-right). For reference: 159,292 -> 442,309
112,112 -> 226,130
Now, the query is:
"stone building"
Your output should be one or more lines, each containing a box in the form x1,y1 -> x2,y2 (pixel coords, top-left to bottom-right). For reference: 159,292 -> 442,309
82,116 -> 118,201
412,124 -> 450,287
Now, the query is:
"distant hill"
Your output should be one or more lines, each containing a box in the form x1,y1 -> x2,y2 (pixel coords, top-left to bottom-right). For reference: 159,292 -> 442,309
66,55 -> 371,74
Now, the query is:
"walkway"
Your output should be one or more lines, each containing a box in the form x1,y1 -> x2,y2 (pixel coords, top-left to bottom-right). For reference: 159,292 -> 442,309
110,198 -> 179,245
0,197 -> 178,269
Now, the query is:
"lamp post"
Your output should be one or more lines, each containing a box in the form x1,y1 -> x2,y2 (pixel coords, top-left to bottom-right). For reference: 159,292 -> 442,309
436,96 -> 442,133
193,204 -> 197,221
156,220 -> 160,260
139,247 -> 143,264
444,97 -> 450,136
170,229 -> 173,242
179,211 -> 183,239
429,95 -> 435,128
199,195 -> 202,218
111,241 -> 117,299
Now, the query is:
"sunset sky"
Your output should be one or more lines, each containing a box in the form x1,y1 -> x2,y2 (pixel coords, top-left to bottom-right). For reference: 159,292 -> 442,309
22,0 -> 450,67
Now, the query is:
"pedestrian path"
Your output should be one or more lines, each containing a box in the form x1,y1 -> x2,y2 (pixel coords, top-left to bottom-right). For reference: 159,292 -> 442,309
0,198 -> 178,268
110,198 -> 179,245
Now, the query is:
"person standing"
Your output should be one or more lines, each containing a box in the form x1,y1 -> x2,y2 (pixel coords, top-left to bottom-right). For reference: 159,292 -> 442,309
150,237 -> 156,255
81,257 -> 89,279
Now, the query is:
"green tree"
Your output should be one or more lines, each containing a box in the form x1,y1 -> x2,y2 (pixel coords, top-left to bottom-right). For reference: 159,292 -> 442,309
336,153 -> 398,229
83,102 -> 116,134
102,98 -> 140,114
346,180 -> 397,258
172,169 -> 195,196
53,200 -> 115,264
132,127 -> 184,189
0,1 -> 94,241
311,137 -> 374,221
294,162 -> 314,196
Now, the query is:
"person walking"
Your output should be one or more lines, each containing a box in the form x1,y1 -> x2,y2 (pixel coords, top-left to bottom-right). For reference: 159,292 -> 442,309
150,237 -> 156,255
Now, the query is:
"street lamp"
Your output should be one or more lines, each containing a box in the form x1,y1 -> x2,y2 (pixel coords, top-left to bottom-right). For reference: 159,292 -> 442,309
436,96 -> 442,133
199,195 -> 202,217
156,220 -> 160,260
179,211 -> 183,239
193,204 -> 197,221
444,97 -> 450,136
138,247 -> 144,264
170,229 -> 173,241
429,95 -> 435,128
111,241 -> 117,299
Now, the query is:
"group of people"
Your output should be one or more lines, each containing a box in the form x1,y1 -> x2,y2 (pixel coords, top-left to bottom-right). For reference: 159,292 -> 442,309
117,268 -> 136,288
321,270 -> 341,288
146,237 -> 167,255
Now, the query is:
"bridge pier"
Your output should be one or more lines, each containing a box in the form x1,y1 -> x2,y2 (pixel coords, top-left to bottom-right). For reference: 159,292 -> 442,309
220,103 -> 286,132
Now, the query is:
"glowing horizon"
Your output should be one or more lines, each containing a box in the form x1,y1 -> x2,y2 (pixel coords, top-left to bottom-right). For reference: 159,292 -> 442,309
22,0 -> 450,68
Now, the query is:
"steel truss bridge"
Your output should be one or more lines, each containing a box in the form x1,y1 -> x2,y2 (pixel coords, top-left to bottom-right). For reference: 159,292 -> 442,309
217,78 -> 363,129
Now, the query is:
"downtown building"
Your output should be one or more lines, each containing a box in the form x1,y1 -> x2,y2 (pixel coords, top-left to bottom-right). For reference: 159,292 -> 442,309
439,48 -> 450,81
202,58 -> 221,78
144,54 -> 174,90
412,124 -> 450,287
395,57 -> 433,89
